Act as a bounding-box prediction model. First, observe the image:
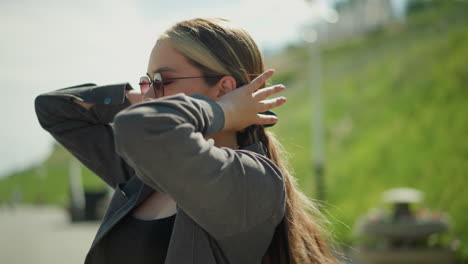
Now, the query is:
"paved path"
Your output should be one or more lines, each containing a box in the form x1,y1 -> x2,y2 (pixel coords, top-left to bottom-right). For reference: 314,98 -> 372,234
0,205 -> 99,264
0,205 -> 355,264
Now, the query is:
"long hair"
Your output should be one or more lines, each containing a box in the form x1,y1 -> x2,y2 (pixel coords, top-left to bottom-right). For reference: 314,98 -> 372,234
159,18 -> 339,264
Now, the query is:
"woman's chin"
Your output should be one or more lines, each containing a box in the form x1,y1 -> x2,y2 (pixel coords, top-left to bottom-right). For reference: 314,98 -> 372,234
142,92 -> 156,100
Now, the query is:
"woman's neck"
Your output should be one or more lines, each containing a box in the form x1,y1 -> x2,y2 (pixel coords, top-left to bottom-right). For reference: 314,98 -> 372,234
207,131 -> 239,149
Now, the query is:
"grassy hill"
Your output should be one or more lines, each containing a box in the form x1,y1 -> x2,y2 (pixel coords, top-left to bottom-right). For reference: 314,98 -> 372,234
267,1 -> 468,259
1,1 -> 467,260
0,144 -> 105,205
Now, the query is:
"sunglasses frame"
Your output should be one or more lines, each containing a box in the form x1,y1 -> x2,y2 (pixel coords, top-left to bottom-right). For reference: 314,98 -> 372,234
139,73 -> 225,97
139,73 -> 165,97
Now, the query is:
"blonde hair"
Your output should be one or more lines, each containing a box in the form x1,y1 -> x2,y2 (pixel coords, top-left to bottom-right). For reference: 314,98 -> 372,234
159,18 -> 339,264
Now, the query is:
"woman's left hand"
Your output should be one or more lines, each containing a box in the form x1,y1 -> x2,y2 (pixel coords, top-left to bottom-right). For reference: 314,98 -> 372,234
217,69 -> 287,132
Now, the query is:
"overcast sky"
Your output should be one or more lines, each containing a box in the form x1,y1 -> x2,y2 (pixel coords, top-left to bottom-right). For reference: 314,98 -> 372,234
1,0 -> 347,178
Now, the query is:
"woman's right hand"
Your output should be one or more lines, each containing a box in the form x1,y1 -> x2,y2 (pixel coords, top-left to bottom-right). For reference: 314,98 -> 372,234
126,90 -> 144,105
72,99 -> 94,110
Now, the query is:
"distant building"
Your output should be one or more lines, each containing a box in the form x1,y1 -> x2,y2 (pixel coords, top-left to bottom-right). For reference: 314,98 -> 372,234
315,0 -> 401,44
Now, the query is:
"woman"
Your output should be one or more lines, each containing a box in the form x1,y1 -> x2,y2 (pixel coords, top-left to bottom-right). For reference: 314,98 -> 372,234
35,18 -> 337,264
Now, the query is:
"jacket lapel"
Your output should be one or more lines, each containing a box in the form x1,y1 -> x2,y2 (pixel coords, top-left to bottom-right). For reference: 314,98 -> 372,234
90,176 -> 154,248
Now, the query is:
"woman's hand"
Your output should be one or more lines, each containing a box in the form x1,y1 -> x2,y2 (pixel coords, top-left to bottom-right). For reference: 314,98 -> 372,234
217,69 -> 287,132
72,99 -> 94,110
126,90 -> 144,105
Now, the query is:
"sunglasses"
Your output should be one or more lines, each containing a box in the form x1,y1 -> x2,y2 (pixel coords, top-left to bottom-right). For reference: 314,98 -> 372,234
139,73 -> 224,97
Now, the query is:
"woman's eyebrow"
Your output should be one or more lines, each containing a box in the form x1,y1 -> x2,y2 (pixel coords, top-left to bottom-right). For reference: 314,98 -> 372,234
147,66 -> 177,78
156,66 -> 177,74
158,66 -> 177,72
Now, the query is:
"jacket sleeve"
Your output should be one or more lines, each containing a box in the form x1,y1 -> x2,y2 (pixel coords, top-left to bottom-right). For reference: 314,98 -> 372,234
34,83 -> 135,188
113,93 -> 286,238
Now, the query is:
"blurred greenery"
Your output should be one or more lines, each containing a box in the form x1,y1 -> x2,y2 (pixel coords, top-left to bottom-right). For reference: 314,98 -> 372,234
268,1 -> 468,260
1,0 -> 467,260
0,143 -> 106,206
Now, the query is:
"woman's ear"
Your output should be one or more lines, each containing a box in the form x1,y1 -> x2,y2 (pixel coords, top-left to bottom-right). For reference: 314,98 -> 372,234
214,76 -> 237,100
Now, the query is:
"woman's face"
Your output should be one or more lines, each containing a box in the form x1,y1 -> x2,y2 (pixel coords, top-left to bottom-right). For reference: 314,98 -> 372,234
143,40 -> 218,100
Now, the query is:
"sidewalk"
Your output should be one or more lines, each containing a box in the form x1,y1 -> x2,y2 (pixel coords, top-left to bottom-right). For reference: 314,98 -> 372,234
0,205 -> 99,264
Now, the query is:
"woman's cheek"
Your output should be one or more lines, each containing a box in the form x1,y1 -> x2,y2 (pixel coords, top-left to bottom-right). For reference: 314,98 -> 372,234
142,86 -> 157,100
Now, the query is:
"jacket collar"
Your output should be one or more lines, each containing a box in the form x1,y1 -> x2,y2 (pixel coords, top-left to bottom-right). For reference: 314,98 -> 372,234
241,141 -> 267,156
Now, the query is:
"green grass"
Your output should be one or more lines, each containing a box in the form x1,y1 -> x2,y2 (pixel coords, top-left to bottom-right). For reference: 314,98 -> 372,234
0,144 -> 106,205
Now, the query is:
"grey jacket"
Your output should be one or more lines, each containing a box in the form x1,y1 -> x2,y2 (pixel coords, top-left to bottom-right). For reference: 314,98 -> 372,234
34,83 -> 286,264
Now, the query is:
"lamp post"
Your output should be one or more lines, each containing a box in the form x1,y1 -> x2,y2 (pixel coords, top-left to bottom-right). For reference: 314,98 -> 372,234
311,36 -> 326,201
303,0 -> 338,202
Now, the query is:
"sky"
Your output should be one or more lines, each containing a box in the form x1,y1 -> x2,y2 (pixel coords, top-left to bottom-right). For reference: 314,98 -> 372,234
0,0 -> 343,178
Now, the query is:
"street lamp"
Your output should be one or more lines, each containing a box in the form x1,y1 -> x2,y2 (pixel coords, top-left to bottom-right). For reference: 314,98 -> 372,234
303,0 -> 338,202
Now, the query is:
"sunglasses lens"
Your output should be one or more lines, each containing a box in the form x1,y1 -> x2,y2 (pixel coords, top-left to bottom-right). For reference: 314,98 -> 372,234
153,73 -> 164,97
139,76 -> 150,94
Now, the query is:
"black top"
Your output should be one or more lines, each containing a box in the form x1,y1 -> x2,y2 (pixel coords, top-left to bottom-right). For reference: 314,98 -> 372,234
95,213 -> 177,264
